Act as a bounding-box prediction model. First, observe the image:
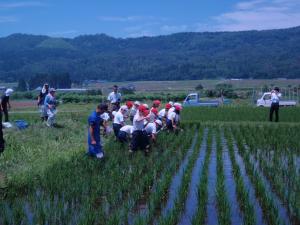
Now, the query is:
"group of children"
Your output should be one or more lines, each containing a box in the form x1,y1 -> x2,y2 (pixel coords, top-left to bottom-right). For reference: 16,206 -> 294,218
87,99 -> 182,159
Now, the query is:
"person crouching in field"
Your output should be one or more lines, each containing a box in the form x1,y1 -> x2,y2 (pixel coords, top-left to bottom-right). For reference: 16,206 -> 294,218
270,87 -> 281,122
1,88 -> 13,122
87,104 -> 108,159
37,83 -> 49,121
44,88 -> 58,127
130,105 -> 150,153
130,101 -> 140,122
118,125 -> 133,143
144,119 -> 162,144
113,105 -> 128,137
166,105 -> 182,132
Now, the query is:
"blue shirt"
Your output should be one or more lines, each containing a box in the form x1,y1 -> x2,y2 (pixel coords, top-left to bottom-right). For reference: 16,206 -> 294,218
88,111 -> 103,143
44,94 -> 57,110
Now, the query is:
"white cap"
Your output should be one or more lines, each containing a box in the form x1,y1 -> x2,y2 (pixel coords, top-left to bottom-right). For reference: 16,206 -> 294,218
155,119 -> 162,126
134,101 -> 140,105
143,104 -> 149,109
120,105 -> 128,111
174,102 -> 182,107
168,101 -> 174,106
5,88 -> 14,96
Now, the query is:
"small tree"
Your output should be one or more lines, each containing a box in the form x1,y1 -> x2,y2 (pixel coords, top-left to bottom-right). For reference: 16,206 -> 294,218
17,78 -> 27,91
195,83 -> 204,91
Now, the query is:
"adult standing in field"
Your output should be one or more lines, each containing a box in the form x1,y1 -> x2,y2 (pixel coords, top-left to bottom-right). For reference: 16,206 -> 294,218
112,105 -> 128,137
87,104 -> 108,159
37,83 -> 49,121
1,88 -> 13,122
269,87 -> 281,122
44,88 -> 58,127
107,85 -> 122,112
0,107 -> 4,154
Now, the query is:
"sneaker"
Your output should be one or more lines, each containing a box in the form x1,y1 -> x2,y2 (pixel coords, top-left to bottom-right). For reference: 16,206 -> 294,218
96,152 -> 104,159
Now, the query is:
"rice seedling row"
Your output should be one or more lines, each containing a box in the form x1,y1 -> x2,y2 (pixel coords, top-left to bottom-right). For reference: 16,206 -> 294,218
156,129 -> 205,225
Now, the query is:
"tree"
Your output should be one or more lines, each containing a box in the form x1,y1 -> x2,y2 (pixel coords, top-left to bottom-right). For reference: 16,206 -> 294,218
195,83 -> 204,91
17,78 -> 27,91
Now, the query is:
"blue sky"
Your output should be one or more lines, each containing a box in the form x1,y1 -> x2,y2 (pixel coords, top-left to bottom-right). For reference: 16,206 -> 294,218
0,0 -> 300,38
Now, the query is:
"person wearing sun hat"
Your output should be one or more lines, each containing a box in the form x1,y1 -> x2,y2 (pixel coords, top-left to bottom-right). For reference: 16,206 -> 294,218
44,88 -> 58,127
1,88 -> 13,122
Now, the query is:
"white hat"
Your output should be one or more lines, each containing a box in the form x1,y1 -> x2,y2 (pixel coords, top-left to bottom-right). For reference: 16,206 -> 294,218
120,105 -> 128,111
174,102 -> 182,107
49,88 -> 56,92
155,119 -> 162,126
134,101 -> 140,105
168,101 -> 174,106
143,104 -> 149,109
5,88 -> 13,96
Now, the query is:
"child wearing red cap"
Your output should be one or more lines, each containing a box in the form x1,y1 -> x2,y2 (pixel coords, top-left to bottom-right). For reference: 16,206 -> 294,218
130,106 -> 150,153
166,105 -> 182,132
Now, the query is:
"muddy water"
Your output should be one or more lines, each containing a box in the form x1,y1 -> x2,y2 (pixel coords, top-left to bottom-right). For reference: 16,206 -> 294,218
159,132 -> 199,219
245,145 -> 291,225
221,135 -> 243,225
233,143 -> 265,225
206,136 -> 218,225
178,129 -> 208,225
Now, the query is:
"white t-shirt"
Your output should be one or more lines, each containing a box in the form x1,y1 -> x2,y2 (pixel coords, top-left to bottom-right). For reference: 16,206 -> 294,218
107,92 -> 121,103
113,111 -> 124,124
130,106 -> 138,117
100,112 -> 110,121
133,114 -> 145,131
158,109 -> 166,119
167,111 -> 176,121
144,123 -> 156,134
271,92 -> 280,103
120,125 -> 133,134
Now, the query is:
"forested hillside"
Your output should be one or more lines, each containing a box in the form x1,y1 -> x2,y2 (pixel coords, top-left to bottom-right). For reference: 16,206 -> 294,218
0,26 -> 300,82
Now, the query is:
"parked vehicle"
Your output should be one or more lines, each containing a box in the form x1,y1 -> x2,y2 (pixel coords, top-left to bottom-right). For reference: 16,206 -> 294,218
256,92 -> 297,107
183,93 -> 222,107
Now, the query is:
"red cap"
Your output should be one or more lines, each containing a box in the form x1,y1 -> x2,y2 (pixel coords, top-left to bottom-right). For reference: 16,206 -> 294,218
165,103 -> 172,110
126,101 -> 133,109
138,105 -> 147,112
143,110 -> 150,117
153,100 -> 161,106
175,105 -> 182,111
151,108 -> 158,115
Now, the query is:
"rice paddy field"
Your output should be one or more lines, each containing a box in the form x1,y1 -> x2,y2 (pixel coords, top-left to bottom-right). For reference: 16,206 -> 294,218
0,104 -> 299,225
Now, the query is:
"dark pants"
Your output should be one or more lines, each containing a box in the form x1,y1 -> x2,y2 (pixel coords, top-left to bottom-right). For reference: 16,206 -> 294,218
118,131 -> 128,143
269,103 -> 279,122
2,104 -> 8,122
131,130 -> 149,151
113,123 -> 122,137
0,112 -> 4,153
166,119 -> 173,131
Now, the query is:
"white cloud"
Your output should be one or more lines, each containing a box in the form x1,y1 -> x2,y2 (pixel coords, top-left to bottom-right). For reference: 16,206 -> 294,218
0,1 -> 47,9
160,25 -> 188,33
98,15 -> 161,22
47,30 -> 79,37
0,16 -> 17,23
214,0 -> 300,31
